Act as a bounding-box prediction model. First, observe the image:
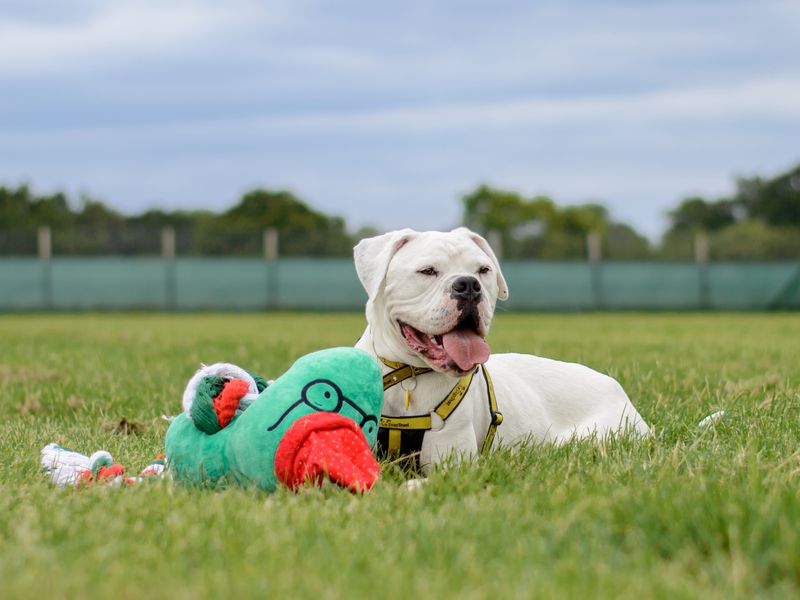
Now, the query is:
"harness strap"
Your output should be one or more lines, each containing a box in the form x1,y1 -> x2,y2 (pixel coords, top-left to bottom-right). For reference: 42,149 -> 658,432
379,357 -> 433,391
377,359 -> 502,460
378,368 -> 475,455
479,365 -> 503,456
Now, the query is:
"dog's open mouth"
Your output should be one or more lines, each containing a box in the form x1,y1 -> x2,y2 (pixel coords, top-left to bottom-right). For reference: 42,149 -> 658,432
398,314 -> 489,373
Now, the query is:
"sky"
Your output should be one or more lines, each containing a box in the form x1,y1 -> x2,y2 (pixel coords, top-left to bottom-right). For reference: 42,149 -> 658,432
1,0 -> 798,239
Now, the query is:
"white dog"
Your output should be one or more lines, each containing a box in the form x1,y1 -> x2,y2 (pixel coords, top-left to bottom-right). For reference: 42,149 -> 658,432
354,227 -> 649,472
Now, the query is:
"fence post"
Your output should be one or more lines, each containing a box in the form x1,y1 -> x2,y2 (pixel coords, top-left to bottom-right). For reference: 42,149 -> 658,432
38,226 -> 53,310
264,228 -> 279,309
587,231 -> 603,309
694,231 -> 710,309
162,226 -> 177,310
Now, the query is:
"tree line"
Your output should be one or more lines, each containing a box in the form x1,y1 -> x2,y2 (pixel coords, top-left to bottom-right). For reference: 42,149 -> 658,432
0,188 -> 355,257
465,162 -> 800,260
1,162 -> 799,259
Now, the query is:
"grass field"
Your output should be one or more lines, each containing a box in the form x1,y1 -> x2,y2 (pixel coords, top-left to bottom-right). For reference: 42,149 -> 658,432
1,312 -> 799,599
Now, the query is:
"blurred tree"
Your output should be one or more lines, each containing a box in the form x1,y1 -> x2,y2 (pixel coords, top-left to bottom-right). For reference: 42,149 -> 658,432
76,198 -> 124,228
734,164 -> 800,226
462,185 -> 649,259
128,209 -> 216,254
128,208 -> 213,228
528,231 -> 586,259
463,185 -> 555,234
201,189 -> 353,256
352,225 -> 381,243
0,185 -> 36,227
604,223 -> 652,260
658,231 -> 694,261
0,185 -> 39,253
59,197 -> 127,254
555,204 -> 608,235
660,162 -> 800,259
0,185 -> 357,256
710,221 -> 800,260
30,192 -> 74,229
4,161 -> 798,259
667,196 -> 736,234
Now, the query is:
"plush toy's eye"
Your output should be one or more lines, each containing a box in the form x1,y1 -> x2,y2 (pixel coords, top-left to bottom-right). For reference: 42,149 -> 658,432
302,380 -> 343,412
417,266 -> 438,276
361,420 -> 377,438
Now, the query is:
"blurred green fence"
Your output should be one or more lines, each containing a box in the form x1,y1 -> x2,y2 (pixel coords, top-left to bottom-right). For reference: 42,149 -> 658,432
0,258 -> 798,311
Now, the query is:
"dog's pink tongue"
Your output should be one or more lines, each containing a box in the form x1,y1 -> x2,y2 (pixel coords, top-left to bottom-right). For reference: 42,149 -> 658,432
442,329 -> 490,371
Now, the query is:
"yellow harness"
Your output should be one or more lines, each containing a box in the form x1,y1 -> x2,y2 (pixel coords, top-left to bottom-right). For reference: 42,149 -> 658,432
377,357 -> 503,461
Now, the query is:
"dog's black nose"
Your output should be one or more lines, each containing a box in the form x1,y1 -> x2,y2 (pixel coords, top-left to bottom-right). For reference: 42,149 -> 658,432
452,276 -> 482,301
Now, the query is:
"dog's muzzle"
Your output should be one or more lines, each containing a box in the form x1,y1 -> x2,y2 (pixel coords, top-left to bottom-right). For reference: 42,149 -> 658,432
451,276 -> 482,305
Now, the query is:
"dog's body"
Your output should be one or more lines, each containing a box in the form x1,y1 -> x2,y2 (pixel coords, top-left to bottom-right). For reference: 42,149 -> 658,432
354,227 -> 649,471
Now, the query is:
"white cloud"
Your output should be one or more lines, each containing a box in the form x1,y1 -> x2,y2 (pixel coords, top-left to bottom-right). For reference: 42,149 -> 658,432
4,75 -> 798,143
0,1 -> 272,74
273,77 -> 800,132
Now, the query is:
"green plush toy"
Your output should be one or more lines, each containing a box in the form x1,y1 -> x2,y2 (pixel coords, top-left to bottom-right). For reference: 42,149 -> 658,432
165,347 -> 384,493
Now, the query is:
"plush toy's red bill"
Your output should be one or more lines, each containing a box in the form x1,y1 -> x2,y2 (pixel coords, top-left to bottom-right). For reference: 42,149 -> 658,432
274,412 -> 380,493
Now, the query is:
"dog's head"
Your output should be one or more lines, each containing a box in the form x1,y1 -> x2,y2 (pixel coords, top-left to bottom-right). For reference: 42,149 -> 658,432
354,227 -> 508,376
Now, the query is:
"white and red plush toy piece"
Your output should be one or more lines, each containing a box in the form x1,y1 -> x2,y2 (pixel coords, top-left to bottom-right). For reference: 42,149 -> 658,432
39,364 -> 263,489
40,443 -> 165,487
182,362 -> 263,423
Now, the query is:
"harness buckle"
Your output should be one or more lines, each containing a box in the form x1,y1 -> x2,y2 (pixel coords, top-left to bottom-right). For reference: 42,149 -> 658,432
429,412 -> 445,432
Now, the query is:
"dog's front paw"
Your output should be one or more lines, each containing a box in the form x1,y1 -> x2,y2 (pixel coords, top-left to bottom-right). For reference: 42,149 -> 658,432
403,478 -> 428,492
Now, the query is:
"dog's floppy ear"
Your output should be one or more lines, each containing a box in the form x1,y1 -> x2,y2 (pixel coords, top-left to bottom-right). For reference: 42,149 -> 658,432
354,229 -> 418,299
453,227 -> 509,301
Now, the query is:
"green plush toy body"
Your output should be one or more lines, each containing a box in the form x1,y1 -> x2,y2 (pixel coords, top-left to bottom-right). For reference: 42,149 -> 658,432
165,347 -> 383,493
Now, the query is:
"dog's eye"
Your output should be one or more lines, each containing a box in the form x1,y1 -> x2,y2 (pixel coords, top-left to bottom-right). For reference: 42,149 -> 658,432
417,267 -> 438,276
478,266 -> 491,275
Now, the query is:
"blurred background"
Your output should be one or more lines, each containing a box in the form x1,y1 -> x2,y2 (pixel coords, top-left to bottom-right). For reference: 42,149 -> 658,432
1,0 -> 799,310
